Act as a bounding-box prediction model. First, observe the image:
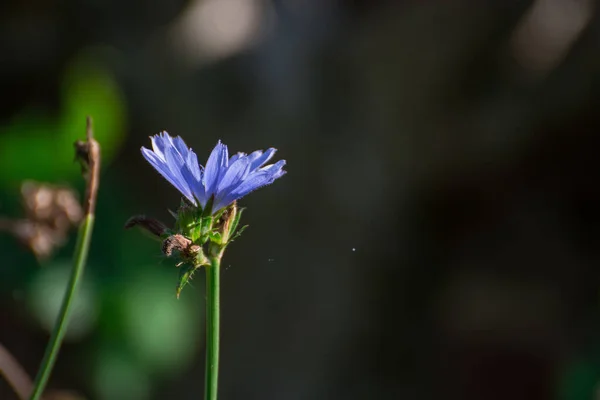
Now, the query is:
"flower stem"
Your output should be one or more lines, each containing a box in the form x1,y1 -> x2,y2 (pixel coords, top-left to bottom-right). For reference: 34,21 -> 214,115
29,215 -> 94,400
204,256 -> 221,400
29,117 -> 100,400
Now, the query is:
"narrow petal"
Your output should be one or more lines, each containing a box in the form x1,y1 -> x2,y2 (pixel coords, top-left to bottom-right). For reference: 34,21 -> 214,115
215,159 -> 286,210
229,152 -> 246,165
215,172 -> 273,209
164,146 -> 195,203
262,163 -> 287,180
212,158 -> 252,211
191,178 -> 207,207
186,150 -> 202,181
166,144 -> 198,199
216,157 -> 251,193
228,160 -> 286,200
249,148 -> 277,170
260,159 -> 286,173
142,147 -> 191,200
141,147 -> 169,176
246,150 -> 263,165
150,133 -> 169,160
183,150 -> 207,206
211,195 -> 237,213
204,141 -> 229,196
172,136 -> 191,159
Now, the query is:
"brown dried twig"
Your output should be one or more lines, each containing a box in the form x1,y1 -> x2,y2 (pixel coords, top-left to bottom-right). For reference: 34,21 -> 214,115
74,116 -> 100,216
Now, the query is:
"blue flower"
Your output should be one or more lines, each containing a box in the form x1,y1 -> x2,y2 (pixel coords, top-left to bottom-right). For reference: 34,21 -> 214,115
141,132 -> 286,214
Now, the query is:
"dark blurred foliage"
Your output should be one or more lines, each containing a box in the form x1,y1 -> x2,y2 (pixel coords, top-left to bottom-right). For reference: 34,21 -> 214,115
1,0 -> 600,399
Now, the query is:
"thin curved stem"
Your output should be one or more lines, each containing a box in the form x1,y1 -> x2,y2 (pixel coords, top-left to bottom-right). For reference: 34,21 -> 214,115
29,117 -> 99,400
204,256 -> 221,400
28,215 -> 94,400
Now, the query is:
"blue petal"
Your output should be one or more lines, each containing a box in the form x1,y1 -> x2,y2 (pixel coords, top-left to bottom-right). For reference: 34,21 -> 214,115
246,150 -> 262,164
215,172 -> 271,209
192,183 -> 207,207
150,133 -> 169,159
212,158 -> 252,211
141,147 -> 168,175
143,134 -> 286,214
229,152 -> 246,165
212,195 -> 236,213
204,141 -> 229,197
142,147 -> 191,201
259,159 -> 286,173
166,142 -> 202,204
216,158 -> 251,193
186,150 -> 202,181
228,160 -> 286,201
172,136 -> 191,159
181,150 -> 205,205
143,132 -> 209,206
164,146 -> 195,203
151,131 -> 186,161
249,148 -> 277,170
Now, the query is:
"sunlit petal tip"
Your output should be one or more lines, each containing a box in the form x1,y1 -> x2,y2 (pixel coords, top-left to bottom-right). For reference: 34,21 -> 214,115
272,169 -> 287,180
229,152 -> 246,164
250,147 -> 278,170
141,146 -> 160,163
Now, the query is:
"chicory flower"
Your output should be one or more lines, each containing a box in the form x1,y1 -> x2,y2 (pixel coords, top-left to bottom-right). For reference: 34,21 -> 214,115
141,132 -> 286,214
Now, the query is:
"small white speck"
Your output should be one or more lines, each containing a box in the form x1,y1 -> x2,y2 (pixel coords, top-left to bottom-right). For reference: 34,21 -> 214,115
268,258 -> 275,262
352,248 -> 356,252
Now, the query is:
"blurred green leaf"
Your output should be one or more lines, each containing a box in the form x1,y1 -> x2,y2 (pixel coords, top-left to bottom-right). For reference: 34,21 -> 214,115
60,50 -> 126,167
0,47 -> 126,183
27,261 -> 98,340
93,350 -> 150,400
121,269 -> 202,375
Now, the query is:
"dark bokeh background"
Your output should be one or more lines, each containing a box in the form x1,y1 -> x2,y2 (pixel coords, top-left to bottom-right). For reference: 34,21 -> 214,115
1,0 -> 600,399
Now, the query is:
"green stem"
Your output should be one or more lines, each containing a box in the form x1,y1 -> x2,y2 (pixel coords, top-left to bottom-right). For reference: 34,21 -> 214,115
204,256 -> 221,400
29,214 -> 95,400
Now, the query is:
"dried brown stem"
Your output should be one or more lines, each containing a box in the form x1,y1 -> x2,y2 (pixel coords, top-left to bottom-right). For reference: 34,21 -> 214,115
124,215 -> 168,237
74,116 -> 101,216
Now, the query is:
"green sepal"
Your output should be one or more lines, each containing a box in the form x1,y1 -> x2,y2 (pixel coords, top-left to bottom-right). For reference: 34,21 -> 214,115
198,216 -> 214,244
176,264 -> 198,299
228,224 -> 248,244
212,207 -> 226,221
226,207 -> 245,243
201,216 -> 213,235
176,201 -> 204,242
208,231 -> 223,244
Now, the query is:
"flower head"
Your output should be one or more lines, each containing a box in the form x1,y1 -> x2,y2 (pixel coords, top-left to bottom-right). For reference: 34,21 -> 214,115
141,132 -> 286,214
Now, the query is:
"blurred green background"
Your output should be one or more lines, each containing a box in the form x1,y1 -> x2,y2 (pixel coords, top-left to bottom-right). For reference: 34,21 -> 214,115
1,1 -> 600,399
